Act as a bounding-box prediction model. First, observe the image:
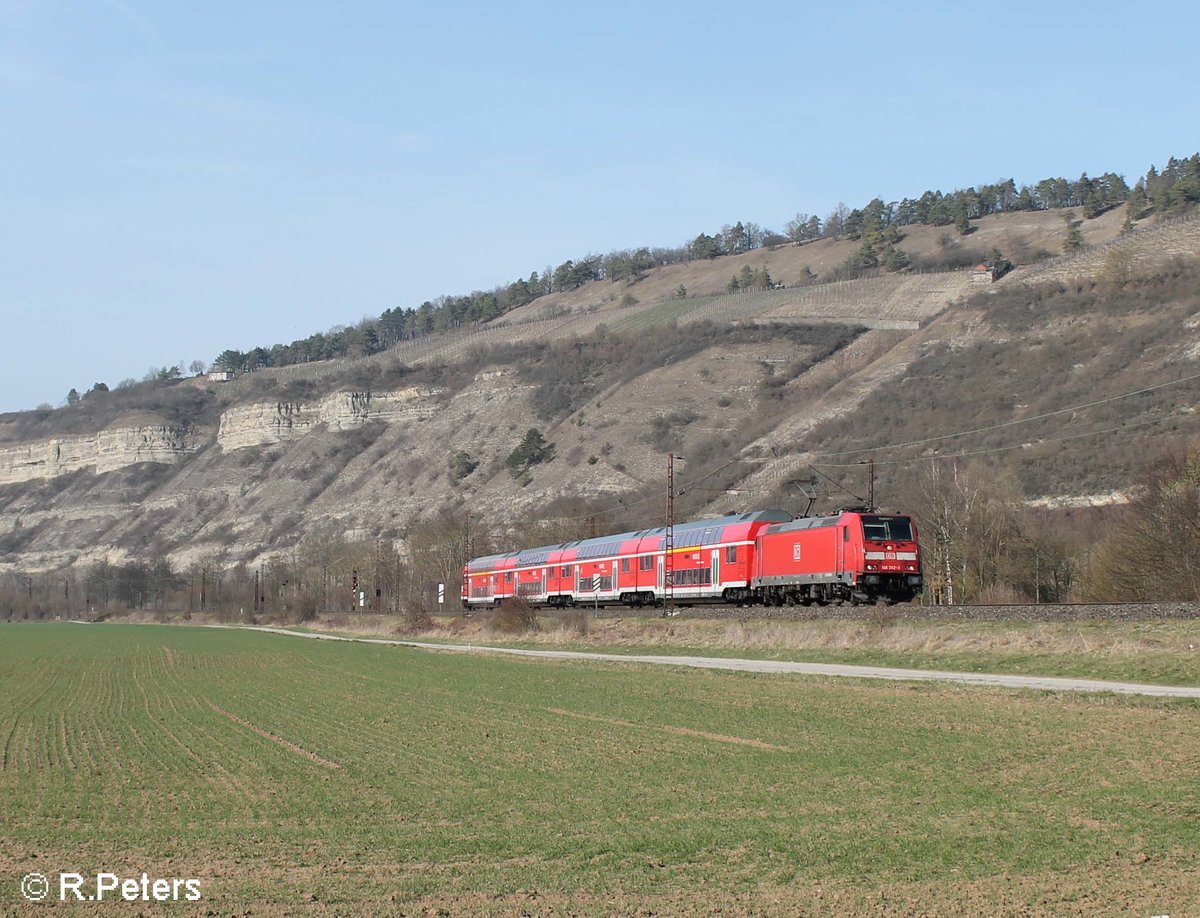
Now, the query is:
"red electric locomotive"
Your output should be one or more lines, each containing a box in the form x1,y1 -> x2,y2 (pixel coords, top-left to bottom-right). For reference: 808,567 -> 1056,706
462,508 -> 922,610
753,510 -> 922,605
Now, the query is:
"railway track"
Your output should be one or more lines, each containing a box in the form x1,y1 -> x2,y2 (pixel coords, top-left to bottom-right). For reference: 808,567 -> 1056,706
524,600 -> 1200,622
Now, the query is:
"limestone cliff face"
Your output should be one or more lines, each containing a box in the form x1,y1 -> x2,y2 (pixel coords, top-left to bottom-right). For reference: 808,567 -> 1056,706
0,425 -> 198,486
0,388 -> 442,487
216,388 -> 442,450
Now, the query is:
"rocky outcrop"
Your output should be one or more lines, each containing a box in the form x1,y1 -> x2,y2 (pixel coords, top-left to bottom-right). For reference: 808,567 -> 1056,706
0,425 -> 197,486
216,387 -> 442,451
0,388 -> 443,485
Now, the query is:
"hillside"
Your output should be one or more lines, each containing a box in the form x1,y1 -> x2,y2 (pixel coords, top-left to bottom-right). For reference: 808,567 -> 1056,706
0,207 -> 1198,603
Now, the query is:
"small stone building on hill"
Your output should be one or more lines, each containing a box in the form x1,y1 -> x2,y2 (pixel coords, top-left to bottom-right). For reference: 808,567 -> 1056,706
972,263 -> 996,285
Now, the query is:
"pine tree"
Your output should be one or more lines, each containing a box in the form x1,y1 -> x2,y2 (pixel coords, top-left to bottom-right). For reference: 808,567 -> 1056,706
954,207 -> 971,236
506,429 -> 555,479
881,246 -> 910,272
1062,213 -> 1084,254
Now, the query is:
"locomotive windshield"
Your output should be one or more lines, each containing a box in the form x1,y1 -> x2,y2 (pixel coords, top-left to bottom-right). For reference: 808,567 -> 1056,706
861,515 -> 914,542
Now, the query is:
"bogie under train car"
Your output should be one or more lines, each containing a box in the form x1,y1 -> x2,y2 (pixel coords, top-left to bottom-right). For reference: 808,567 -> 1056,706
462,509 -> 922,610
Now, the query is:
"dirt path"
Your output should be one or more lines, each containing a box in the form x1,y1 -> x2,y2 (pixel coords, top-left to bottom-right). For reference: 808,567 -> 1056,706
242,626 -> 1200,699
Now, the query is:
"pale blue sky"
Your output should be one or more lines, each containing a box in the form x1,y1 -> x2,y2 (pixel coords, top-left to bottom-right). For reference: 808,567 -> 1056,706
2,1 -> 1198,413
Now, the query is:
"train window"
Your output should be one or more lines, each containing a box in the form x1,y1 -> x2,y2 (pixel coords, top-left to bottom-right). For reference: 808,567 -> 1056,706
725,545 -> 737,563
506,572 -> 513,582
621,558 -> 630,573
862,516 -> 914,542
844,527 -> 849,542
561,566 -> 570,577
639,556 -> 653,572
863,520 -> 887,540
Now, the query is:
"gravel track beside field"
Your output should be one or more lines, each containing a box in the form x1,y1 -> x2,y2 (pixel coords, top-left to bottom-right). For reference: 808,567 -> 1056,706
242,626 -> 1200,699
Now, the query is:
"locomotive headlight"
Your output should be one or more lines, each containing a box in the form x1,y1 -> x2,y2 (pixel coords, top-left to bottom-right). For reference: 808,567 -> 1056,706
865,563 -> 877,571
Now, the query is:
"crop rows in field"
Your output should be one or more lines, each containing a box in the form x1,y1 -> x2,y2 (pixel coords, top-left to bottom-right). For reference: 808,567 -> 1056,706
1,622 -> 1197,914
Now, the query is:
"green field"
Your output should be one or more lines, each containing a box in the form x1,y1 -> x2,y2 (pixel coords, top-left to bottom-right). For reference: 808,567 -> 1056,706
1,623 -> 1197,915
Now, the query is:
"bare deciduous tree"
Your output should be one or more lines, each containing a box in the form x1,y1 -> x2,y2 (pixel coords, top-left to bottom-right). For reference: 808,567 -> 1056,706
914,461 -> 1023,604
1085,446 -> 1200,600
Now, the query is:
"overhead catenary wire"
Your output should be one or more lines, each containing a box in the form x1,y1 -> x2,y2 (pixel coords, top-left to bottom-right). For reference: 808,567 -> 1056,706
809,409 -> 1195,468
802,371 -> 1200,460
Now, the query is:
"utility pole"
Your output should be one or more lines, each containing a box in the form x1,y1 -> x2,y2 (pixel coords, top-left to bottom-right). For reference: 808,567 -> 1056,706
665,453 -> 683,615
859,457 -> 876,510
374,538 -> 381,612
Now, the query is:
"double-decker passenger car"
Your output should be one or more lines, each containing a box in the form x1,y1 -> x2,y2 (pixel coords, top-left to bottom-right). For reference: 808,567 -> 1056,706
462,511 -> 792,610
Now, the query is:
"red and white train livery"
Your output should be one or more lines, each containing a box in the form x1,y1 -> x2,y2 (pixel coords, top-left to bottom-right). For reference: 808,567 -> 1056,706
462,508 -> 922,609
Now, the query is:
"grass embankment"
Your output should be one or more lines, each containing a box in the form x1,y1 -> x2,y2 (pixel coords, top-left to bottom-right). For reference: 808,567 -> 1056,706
2,622 -> 1195,915
291,612 -> 1200,688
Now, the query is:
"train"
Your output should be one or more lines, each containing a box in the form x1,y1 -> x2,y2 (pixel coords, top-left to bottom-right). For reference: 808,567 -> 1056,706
461,508 -> 922,610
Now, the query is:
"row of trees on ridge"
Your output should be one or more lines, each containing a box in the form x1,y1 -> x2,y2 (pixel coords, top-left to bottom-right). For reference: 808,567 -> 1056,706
206,153 -> 1200,378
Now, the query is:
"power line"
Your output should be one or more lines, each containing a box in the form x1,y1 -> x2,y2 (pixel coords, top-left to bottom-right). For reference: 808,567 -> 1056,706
810,409 -> 1195,468
804,371 -> 1200,460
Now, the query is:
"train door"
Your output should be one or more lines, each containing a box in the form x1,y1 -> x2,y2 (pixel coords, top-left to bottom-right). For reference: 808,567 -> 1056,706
657,556 -> 664,593
837,525 -> 847,574
711,549 -> 720,590
541,568 -> 547,597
